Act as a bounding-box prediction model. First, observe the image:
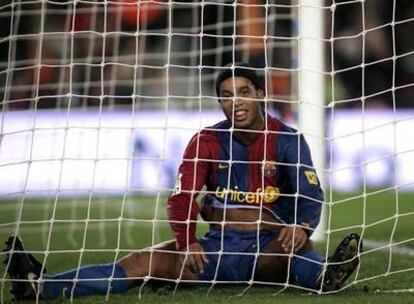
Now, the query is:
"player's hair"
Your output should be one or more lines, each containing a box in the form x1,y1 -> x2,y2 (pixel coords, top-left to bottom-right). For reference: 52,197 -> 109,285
215,62 -> 264,98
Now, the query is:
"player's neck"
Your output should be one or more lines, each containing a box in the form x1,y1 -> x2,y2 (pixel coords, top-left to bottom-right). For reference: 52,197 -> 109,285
234,117 -> 265,145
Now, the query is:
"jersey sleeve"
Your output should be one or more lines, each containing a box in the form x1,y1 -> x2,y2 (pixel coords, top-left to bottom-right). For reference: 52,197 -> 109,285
282,133 -> 324,236
167,131 -> 214,250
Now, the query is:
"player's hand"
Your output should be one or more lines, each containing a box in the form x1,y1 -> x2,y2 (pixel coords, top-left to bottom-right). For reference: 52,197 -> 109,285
180,242 -> 209,274
277,226 -> 308,253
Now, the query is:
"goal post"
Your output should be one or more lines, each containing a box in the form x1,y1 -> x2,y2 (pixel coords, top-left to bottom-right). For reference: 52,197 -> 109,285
298,0 -> 326,240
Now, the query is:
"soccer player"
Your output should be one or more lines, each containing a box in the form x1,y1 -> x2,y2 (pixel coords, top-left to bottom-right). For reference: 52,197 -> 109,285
3,63 -> 362,300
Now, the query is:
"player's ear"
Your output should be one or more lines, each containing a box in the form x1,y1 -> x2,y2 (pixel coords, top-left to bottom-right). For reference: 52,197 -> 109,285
256,87 -> 264,99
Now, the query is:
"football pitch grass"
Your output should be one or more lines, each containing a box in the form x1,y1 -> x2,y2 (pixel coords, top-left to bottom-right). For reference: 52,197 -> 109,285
0,190 -> 413,303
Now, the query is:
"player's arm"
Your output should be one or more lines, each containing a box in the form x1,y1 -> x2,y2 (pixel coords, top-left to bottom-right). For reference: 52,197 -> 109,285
167,132 -> 211,273
279,133 -> 324,252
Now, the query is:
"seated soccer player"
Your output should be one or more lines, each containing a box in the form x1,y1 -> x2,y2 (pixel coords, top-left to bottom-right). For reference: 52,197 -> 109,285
3,63 -> 363,300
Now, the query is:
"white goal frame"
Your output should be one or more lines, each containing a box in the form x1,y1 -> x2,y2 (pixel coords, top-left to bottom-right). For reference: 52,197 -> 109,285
298,0 -> 326,240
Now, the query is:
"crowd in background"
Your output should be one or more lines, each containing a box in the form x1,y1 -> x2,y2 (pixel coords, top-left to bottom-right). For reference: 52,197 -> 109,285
332,0 -> 413,109
0,0 -> 412,116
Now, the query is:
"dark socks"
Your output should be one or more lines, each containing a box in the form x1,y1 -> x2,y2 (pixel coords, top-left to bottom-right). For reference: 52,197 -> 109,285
40,263 -> 129,299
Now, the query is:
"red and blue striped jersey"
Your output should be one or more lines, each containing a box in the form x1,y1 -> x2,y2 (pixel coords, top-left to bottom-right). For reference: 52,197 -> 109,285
167,116 -> 324,250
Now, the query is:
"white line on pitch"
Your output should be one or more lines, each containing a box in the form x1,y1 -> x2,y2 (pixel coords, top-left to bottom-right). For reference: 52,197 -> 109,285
364,239 -> 414,257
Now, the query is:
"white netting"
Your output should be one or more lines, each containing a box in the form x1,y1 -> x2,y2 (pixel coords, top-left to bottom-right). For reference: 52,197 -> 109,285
0,0 -> 413,302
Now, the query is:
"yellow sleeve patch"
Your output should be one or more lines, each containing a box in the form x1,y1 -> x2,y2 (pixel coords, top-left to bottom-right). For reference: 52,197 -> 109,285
304,170 -> 319,185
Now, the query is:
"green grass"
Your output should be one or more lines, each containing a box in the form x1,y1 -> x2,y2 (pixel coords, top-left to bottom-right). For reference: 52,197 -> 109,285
1,190 -> 414,303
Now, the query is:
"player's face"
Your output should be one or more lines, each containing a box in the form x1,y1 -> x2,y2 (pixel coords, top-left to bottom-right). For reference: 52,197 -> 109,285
219,77 -> 264,130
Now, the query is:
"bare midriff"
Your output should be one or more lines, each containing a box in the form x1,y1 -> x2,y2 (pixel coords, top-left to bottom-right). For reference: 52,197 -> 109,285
206,207 -> 283,232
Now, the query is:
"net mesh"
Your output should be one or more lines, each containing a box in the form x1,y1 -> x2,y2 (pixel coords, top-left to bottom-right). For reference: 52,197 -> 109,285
0,0 -> 414,301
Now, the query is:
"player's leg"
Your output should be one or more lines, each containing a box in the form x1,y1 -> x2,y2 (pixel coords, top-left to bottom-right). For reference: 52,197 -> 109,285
256,232 -> 362,291
41,241 -> 187,299
117,240 -> 198,284
255,235 -> 289,283
255,234 -> 319,286
288,239 -> 325,289
3,235 -> 195,300
40,262 -> 129,299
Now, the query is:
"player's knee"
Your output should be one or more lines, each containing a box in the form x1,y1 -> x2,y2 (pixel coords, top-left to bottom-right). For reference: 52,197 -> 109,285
299,239 -> 314,254
256,255 -> 289,283
118,249 -> 180,281
118,251 -> 151,279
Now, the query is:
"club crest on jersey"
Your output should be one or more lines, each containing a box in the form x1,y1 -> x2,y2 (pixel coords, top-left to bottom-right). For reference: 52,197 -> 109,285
262,161 -> 277,177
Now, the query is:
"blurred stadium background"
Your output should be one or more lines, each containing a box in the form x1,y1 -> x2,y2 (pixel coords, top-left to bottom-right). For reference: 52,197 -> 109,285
0,0 -> 413,303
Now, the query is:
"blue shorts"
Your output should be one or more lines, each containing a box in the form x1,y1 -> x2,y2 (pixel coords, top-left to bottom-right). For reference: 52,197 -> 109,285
198,228 -> 278,282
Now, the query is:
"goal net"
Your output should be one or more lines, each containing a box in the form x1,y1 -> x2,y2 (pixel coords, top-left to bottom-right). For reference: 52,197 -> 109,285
1,0 -> 413,301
